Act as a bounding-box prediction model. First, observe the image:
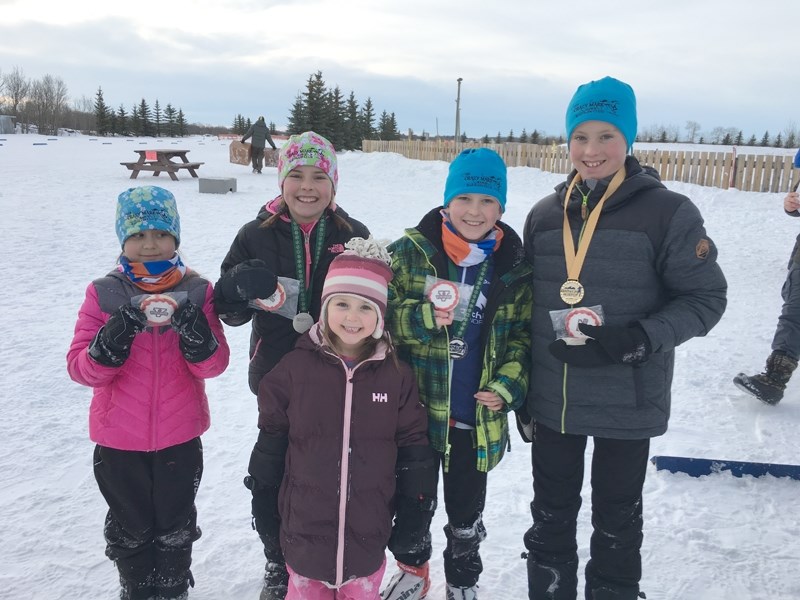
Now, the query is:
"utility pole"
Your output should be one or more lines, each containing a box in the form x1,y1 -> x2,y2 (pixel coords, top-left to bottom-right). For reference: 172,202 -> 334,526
455,77 -> 463,153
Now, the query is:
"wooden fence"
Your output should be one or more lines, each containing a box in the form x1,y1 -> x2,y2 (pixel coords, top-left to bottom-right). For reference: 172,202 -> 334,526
361,140 -> 800,193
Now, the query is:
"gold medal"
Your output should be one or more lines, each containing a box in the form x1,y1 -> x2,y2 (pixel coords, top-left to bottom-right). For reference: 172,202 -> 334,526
559,279 -> 584,305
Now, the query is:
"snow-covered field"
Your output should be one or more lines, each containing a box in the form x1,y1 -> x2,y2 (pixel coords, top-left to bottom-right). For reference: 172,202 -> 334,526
1,134 -> 798,599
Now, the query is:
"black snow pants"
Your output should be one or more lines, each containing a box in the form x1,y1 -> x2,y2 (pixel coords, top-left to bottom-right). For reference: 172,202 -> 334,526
93,438 -> 203,600
524,423 -> 649,600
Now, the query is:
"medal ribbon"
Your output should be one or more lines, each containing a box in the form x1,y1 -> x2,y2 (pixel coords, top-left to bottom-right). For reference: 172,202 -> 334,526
448,259 -> 491,341
290,217 -> 327,314
562,166 -> 626,285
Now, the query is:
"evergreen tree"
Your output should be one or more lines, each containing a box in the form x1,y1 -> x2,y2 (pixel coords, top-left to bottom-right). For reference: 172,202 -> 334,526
722,133 -> 732,145
130,104 -> 142,136
268,121 -> 277,134
325,85 -> 346,149
164,104 -> 177,137
495,131 -> 502,143
482,134 -> 490,143
774,133 -> 783,148
116,104 -> 128,136
360,97 -> 376,140
786,132 -> 797,149
176,109 -> 187,137
93,86 -> 110,136
698,136 -> 704,144
286,94 -> 306,135
343,91 -> 361,150
519,129 -> 528,143
153,100 -> 162,137
531,129 -> 540,144
138,98 -> 153,137
659,129 -> 668,143
377,110 -> 393,140
506,129 -> 515,142
760,131 -> 770,146
735,130 -> 743,145
303,71 -> 328,136
747,134 -> 757,146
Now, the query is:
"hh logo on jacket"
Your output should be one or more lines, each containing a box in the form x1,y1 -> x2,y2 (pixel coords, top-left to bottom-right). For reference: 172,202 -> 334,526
372,393 -> 388,403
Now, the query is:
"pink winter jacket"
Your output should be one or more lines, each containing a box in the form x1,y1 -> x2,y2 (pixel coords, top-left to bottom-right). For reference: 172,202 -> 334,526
67,270 -> 230,451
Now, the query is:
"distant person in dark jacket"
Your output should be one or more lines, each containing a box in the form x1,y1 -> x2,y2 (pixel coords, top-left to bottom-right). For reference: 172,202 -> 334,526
255,238 -> 436,600
521,76 -> 727,600
242,116 -> 278,174
734,151 -> 800,404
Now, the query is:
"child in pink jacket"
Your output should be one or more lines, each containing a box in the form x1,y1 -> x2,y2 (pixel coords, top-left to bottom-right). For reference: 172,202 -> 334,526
67,186 -> 230,600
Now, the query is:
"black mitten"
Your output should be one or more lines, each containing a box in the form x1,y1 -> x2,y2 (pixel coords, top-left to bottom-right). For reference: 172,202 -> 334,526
88,304 -> 148,367
217,259 -> 278,303
549,322 -> 651,368
171,301 -> 219,363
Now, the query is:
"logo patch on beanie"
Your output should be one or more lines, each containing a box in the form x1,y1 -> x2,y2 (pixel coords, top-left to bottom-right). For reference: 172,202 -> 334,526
463,172 -> 504,193
570,99 -> 620,119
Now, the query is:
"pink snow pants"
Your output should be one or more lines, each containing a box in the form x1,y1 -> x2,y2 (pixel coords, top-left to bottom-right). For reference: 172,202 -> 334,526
286,558 -> 386,600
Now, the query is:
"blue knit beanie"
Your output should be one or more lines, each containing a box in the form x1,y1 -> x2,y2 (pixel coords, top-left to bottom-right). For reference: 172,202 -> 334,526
443,148 -> 507,211
565,76 -> 637,151
116,186 -> 181,247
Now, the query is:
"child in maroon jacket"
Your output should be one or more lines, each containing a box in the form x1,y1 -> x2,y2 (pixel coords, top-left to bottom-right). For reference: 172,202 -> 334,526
252,238 -> 436,600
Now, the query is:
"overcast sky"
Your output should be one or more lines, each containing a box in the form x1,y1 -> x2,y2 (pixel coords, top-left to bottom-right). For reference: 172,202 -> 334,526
1,0 -> 797,141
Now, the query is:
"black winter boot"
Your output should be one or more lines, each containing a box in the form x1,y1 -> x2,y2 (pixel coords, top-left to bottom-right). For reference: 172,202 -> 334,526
734,351 -> 798,405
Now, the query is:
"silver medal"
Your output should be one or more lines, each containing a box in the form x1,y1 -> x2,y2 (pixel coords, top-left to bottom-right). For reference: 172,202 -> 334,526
449,337 -> 468,360
292,312 -> 314,333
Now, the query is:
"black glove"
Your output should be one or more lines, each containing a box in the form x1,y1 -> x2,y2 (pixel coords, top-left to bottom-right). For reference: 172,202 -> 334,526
549,322 -> 651,368
170,301 -> 219,363
217,259 -> 278,307
515,407 -> 534,443
88,304 -> 148,367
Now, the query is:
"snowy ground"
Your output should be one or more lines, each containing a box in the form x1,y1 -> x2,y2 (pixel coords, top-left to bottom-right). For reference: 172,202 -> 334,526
1,134 -> 798,599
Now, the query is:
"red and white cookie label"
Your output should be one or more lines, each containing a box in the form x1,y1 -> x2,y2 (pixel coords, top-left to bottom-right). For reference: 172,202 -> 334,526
564,307 -> 602,338
428,280 -> 460,312
140,294 -> 178,326
254,282 -> 286,312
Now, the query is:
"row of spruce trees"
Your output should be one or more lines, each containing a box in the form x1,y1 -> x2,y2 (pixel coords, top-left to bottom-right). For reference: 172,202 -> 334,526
231,71 -> 403,151
93,87 -> 189,137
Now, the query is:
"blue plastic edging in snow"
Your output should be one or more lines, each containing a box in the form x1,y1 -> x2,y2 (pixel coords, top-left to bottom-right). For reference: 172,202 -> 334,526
650,455 -> 800,480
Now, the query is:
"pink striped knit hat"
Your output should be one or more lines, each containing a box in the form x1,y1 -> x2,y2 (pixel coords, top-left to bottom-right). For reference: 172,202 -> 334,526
320,237 -> 393,339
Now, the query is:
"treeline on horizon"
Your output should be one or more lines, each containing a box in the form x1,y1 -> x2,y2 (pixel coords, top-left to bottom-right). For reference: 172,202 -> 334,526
0,65 -> 797,150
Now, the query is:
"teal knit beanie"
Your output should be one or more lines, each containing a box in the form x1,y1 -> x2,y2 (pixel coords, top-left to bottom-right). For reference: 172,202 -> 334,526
565,76 -> 637,151
443,148 -> 507,211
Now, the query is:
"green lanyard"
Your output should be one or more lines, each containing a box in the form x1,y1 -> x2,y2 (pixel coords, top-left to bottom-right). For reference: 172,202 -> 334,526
447,258 -> 491,340
290,217 -> 327,314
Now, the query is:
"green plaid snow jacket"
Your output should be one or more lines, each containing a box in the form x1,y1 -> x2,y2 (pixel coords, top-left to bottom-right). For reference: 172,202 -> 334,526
387,207 -> 532,472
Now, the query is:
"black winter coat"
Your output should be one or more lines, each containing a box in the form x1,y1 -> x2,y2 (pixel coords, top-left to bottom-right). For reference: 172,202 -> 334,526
218,203 -> 370,393
524,156 -> 727,439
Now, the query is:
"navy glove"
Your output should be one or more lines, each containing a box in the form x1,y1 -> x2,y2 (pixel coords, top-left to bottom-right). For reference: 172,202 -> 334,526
216,259 -> 278,311
88,304 -> 148,366
171,301 -> 219,363
549,322 -> 651,368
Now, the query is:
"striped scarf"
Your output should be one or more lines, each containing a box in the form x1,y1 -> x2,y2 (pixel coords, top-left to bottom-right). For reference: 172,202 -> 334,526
440,211 -> 504,266
118,253 -> 187,292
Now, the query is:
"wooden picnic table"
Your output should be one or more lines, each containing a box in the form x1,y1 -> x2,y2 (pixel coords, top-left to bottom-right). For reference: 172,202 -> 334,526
121,149 -> 204,181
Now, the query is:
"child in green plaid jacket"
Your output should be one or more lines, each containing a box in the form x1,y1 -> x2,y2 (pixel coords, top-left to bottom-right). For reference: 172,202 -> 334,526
380,148 -> 532,600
